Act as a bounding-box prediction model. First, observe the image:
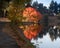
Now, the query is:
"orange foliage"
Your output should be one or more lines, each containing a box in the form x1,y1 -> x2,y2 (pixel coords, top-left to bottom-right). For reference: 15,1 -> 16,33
23,24 -> 42,40
23,7 -> 42,22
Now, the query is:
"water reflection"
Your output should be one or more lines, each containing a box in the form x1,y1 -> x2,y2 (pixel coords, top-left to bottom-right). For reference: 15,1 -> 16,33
31,25 -> 60,48
48,26 -> 60,41
19,24 -> 43,40
19,24 -> 60,48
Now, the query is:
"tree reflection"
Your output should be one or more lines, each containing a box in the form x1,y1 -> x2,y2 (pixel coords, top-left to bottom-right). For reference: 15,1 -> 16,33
19,24 -> 60,41
19,24 -> 43,40
48,26 -> 60,41
38,25 -> 60,41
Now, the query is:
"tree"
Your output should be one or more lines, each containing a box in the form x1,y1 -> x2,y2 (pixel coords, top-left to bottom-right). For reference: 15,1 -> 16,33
49,0 -> 58,14
7,0 -> 32,24
38,3 -> 44,14
23,7 -> 42,23
49,0 -> 55,13
32,1 -> 38,9
58,3 -> 60,13
6,0 -> 36,48
32,1 -> 49,15
54,1 -> 58,14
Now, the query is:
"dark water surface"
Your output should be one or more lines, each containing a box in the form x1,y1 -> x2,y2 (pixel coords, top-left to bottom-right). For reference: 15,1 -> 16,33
0,22 -> 19,48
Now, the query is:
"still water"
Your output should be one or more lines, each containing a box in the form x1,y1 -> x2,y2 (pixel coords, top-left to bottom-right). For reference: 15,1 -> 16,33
31,25 -> 60,48
20,24 -> 60,48
31,33 -> 60,48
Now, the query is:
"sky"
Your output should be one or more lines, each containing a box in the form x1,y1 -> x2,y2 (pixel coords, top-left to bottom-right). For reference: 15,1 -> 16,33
32,0 -> 60,8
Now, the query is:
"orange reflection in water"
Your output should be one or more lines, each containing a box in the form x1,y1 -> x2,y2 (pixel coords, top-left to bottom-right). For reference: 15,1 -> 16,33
23,24 -> 42,40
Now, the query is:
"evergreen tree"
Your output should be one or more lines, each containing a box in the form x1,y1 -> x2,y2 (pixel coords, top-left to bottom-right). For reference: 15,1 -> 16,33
38,3 -> 44,14
49,0 -> 58,14
58,3 -> 60,13
54,1 -> 58,14
32,1 -> 48,14
32,1 -> 38,9
49,0 -> 55,13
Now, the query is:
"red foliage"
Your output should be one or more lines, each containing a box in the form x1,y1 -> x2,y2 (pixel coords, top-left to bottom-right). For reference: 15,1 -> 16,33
23,24 -> 42,40
23,7 -> 42,22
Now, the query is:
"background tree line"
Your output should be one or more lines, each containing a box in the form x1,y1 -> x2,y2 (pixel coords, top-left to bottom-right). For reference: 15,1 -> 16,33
32,0 -> 60,16
0,0 -> 60,17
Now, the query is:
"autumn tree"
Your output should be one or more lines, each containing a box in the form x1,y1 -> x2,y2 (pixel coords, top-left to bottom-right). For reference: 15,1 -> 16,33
23,7 -> 42,23
7,0 -> 31,25
5,0 -> 35,48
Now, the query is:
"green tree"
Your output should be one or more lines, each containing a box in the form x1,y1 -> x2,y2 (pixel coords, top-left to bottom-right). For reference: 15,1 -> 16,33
54,1 -> 58,14
32,1 -> 38,9
58,3 -> 60,13
49,0 -> 55,13
32,1 -> 48,15
7,0 -> 31,25
38,3 -> 44,14
49,0 -> 58,14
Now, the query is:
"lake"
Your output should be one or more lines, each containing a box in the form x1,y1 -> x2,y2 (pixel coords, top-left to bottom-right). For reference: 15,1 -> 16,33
31,25 -> 60,48
20,24 -> 60,48
0,22 -> 60,48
